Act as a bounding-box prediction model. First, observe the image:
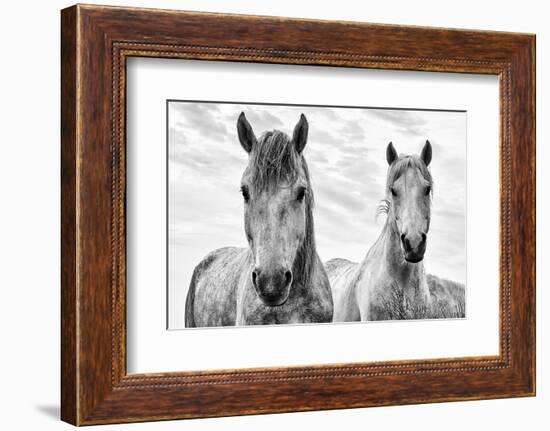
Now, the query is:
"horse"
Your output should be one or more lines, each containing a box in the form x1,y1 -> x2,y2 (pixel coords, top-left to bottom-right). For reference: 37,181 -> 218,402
326,141 -> 436,321
185,113 -> 334,327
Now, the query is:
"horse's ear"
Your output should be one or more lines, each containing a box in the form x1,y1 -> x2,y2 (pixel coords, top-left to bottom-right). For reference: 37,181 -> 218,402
292,114 -> 309,154
237,112 -> 256,153
386,142 -> 398,165
421,140 -> 432,166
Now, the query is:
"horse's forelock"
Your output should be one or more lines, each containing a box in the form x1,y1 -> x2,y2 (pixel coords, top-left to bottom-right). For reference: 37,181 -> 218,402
386,155 -> 433,194
249,130 -> 309,192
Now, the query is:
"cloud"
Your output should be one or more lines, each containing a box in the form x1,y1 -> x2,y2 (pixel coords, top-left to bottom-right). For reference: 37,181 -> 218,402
171,102 -> 228,140
238,109 -> 285,132
307,151 -> 330,166
367,109 -> 429,137
315,178 -> 366,213
339,118 -> 367,141
319,108 -> 342,121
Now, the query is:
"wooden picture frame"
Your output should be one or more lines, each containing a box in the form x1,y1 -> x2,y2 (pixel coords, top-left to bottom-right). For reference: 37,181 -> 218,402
61,4 -> 535,425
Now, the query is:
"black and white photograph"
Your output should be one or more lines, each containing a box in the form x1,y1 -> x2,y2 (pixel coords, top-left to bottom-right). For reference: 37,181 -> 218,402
168,101 -> 466,329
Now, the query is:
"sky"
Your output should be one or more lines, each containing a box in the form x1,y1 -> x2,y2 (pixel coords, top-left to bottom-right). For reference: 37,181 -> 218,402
168,101 -> 466,329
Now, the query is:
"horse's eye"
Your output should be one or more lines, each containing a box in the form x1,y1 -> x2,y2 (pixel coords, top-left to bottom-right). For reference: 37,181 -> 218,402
425,186 -> 431,196
296,187 -> 307,202
390,187 -> 397,197
241,186 -> 250,203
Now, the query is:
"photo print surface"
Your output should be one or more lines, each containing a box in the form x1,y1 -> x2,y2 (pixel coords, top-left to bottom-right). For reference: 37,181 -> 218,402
168,101 -> 466,329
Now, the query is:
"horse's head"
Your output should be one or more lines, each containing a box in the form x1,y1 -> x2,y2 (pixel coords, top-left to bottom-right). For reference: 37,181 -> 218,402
237,112 -> 313,306
385,140 -> 433,263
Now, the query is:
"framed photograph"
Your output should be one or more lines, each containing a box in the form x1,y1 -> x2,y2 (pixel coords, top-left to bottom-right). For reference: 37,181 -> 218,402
61,4 -> 536,425
166,100 -> 467,329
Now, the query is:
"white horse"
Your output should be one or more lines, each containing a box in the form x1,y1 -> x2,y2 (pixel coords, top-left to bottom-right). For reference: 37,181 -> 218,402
326,141 -> 435,321
185,113 -> 333,327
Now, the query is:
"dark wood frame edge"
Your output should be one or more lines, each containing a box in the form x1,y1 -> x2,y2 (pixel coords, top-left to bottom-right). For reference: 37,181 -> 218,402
61,4 -> 535,426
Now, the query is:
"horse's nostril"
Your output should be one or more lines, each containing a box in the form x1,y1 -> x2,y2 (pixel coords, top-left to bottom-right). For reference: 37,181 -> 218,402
284,270 -> 292,286
421,233 -> 427,243
400,234 -> 410,251
401,234 -> 412,252
251,271 -> 258,288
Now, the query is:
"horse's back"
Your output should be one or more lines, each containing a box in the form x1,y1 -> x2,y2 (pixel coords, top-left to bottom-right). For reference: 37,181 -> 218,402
185,247 -> 249,327
324,258 -> 360,321
325,258 -> 357,289
324,257 -> 357,279
427,274 -> 466,318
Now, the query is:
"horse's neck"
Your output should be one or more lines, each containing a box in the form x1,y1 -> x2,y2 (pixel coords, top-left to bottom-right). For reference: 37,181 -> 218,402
368,217 -> 429,303
291,241 -> 316,293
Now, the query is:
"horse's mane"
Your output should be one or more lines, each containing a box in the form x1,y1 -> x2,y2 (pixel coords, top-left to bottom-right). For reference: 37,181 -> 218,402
248,130 -> 316,288
377,155 -> 433,216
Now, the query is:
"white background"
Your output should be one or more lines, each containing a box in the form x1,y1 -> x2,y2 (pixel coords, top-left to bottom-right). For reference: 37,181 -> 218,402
127,59 -> 499,373
0,0 -> 547,430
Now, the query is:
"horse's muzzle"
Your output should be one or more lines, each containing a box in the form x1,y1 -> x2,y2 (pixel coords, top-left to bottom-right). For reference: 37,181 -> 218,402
252,268 -> 292,306
401,232 -> 427,263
